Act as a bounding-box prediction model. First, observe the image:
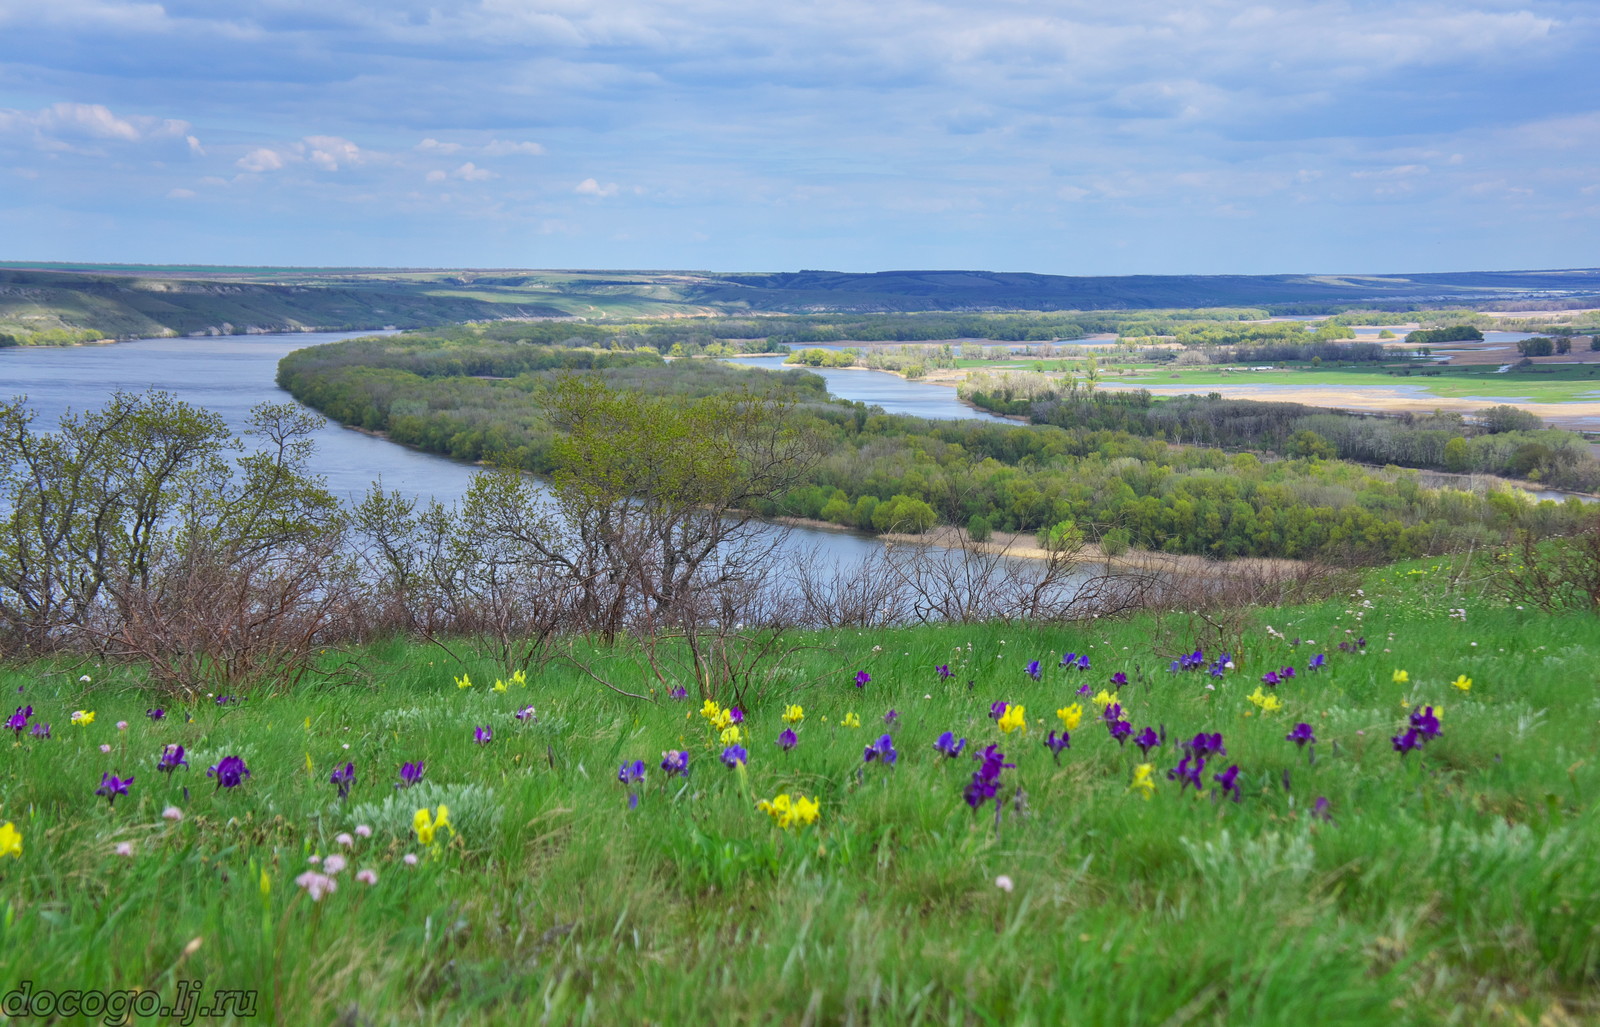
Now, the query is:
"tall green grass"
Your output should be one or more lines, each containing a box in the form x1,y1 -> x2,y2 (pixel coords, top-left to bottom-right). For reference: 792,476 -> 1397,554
1,560 -> 1595,1024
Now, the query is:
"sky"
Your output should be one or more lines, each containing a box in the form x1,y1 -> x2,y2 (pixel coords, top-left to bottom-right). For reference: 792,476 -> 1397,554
0,0 -> 1597,276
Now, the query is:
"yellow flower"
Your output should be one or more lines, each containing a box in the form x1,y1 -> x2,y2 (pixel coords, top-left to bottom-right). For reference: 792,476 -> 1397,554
1091,690 -> 1117,709
511,670 -> 527,686
790,794 -> 820,827
782,704 -> 805,724
455,674 -> 473,690
435,804 -> 451,834
1392,670 -> 1409,684
720,725 -> 742,744
712,710 -> 734,731
260,868 -> 271,899
841,712 -> 861,728
414,804 -> 453,846
0,821 -> 20,858
1247,687 -> 1283,713
1056,704 -> 1083,730
699,700 -> 722,722
1130,763 -> 1155,800
998,704 -> 1027,734
71,710 -> 95,726
757,793 -> 818,829
491,679 -> 508,693
1451,675 -> 1472,693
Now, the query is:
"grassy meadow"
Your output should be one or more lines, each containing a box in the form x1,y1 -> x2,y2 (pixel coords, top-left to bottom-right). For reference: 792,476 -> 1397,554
1,559 -> 1597,1025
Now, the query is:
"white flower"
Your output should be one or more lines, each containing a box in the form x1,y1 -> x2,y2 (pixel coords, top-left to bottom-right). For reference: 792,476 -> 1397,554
994,875 -> 1014,893
116,721 -> 128,731
99,744 -> 111,754
162,806 -> 184,821
403,853 -> 419,866
114,842 -> 133,857
79,675 -> 92,683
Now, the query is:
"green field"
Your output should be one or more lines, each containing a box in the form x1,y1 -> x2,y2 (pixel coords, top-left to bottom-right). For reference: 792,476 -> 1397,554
2,559 -> 1597,1024
1110,364 -> 1600,403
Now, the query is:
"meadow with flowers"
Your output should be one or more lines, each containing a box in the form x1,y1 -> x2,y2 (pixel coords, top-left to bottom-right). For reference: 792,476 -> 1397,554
1,557 -> 1597,1025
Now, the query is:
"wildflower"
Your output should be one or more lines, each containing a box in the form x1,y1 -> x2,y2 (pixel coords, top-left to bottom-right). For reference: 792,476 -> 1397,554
473,725 -> 493,745
330,762 -> 355,800
354,824 -> 371,838
96,772 -> 133,806
71,710 -> 95,726
1076,654 -> 1091,671
511,669 -> 527,686
883,709 -> 899,726
99,744 -> 112,753
1060,651 -> 1077,667
934,732 -> 967,758
1076,682 -> 1093,697
660,750 -> 690,777
356,869 -> 378,885
1409,706 -> 1441,741
6,705 -> 31,735
782,704 -> 805,724
1286,723 -> 1316,749
1110,671 -> 1128,686
157,744 -> 188,774
1134,727 -> 1162,756
1247,687 -> 1283,713
514,706 -> 536,722
397,761 -> 425,788
1214,765 -> 1241,801
777,728 -> 798,751
1130,763 -> 1156,800
116,720 -> 128,731
295,871 -> 336,901
413,804 -> 452,845
1168,755 -> 1205,791
988,700 -> 1009,721
617,760 -> 646,785
335,832 -> 354,848
1279,667 -> 1295,680
1091,690 -> 1117,709
30,722 -> 49,739
1044,730 -> 1070,761
1308,654 -> 1326,671
720,744 -> 749,769
1025,660 -> 1041,681
1101,702 -> 1122,723
0,821 -> 22,858
1392,669 -> 1409,684
455,674 -> 472,689
1260,671 -> 1280,687
1451,675 -> 1472,693
403,853 -> 419,866
162,806 -> 183,822
855,670 -> 871,688
79,675 -> 91,683
207,756 -> 250,789
1312,797 -> 1332,822
936,664 -> 952,679
491,679 -> 508,693
841,712 -> 861,728
323,854 -> 347,875
1392,728 -> 1422,754
757,793 -> 820,829
1056,704 -> 1083,730
1184,732 -> 1226,760
668,686 -> 689,700
998,704 -> 1027,734
719,725 -> 742,745
995,874 -> 1014,892
863,734 -> 898,765
214,695 -> 236,706
1108,720 -> 1132,745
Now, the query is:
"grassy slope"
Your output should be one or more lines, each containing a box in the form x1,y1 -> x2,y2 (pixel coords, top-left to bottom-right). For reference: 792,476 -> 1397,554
1115,364 -> 1600,403
1,559 -> 1596,1024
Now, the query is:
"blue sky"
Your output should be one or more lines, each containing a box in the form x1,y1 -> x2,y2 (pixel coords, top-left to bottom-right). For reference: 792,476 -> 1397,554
1,0 -> 1596,275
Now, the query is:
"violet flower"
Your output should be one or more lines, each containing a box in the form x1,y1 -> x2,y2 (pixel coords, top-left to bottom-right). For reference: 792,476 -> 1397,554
514,706 -> 536,722
1409,706 -> 1441,741
989,700 -> 1009,721
1060,651 -> 1077,668
934,732 -> 967,758
1076,682 -> 1093,697
6,705 -> 30,736
207,755 -> 250,789
1044,730 -> 1070,761
728,707 -> 745,725
1312,797 -> 1332,822
1214,764 -> 1241,802
668,686 -> 688,700
1391,729 -> 1422,754
1075,654 -> 1091,671
1108,720 -> 1133,745
1168,755 -> 1206,791
1308,654 -> 1326,671
660,750 -> 689,777
1261,670 -> 1280,687
473,725 -> 493,745
617,760 -> 646,785
1183,732 -> 1226,760
883,709 -> 899,726
1110,672 -> 1127,687
936,664 -> 952,679
1286,723 -> 1316,749
30,722 -> 49,739
1133,727 -> 1162,756
1101,702 -> 1123,724
854,671 -> 870,688
330,761 -> 355,800
720,744 -> 748,769
777,728 -> 798,751
863,734 -> 898,765
96,772 -> 133,806
157,744 -> 188,774
146,707 -> 165,721
1025,660 -> 1041,681
396,761 -> 425,789
1279,666 -> 1295,680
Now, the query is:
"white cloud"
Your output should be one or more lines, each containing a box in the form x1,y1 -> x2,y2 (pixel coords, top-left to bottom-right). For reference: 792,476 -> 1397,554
0,102 -> 194,153
166,187 -> 196,199
236,147 -> 286,173
575,177 -> 618,197
305,135 -> 362,171
453,161 -> 496,181
425,169 -> 447,183
416,138 -> 462,155
482,139 -> 545,156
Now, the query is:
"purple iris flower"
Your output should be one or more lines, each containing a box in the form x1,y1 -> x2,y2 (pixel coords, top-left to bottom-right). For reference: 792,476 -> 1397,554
6,705 -> 30,736
728,707 -> 745,725
1060,652 -> 1077,668
1134,727 -> 1162,756
1286,723 -> 1316,748
720,744 -> 749,769
863,735 -> 898,765
668,686 -> 688,700
963,744 -> 1013,809
1308,654 -> 1326,671
1409,706 -> 1441,741
207,755 -> 250,789
1076,655 -> 1091,671
397,761 -> 425,789
660,750 -> 690,777
1044,730 -> 1070,761
473,725 -> 493,745
855,671 -> 871,688
989,700 -> 1009,721
1214,765 -> 1241,801
883,709 -> 899,726
1102,702 -> 1123,723
1312,797 -> 1332,822
1391,729 -> 1422,754
618,760 -> 646,785
1168,755 -> 1206,791
934,732 -> 967,758
1169,659 -> 1182,673
1261,671 -> 1280,687
330,761 -> 355,799
777,728 -> 798,751
215,695 -> 236,706
963,775 -> 1000,809
1278,666 -> 1295,680
30,722 -> 50,739
1184,732 -> 1226,760
1076,682 -> 1093,697
157,744 -> 188,774
1110,672 -> 1127,687
515,706 -> 536,722
146,707 -> 165,721
96,772 -> 133,806
1108,720 -> 1133,745
936,664 -> 952,679
1025,660 -> 1041,681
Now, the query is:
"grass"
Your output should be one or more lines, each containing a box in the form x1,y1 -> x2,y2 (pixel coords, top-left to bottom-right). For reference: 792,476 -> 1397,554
1113,364 -> 1600,403
1,560 -> 1597,1024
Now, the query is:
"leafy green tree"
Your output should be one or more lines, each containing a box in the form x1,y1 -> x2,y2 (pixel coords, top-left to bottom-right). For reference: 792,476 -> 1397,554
967,514 -> 992,542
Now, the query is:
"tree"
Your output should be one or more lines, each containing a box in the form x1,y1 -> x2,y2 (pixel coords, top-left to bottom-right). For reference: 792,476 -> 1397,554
1443,436 -> 1472,473
967,514 -> 993,543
